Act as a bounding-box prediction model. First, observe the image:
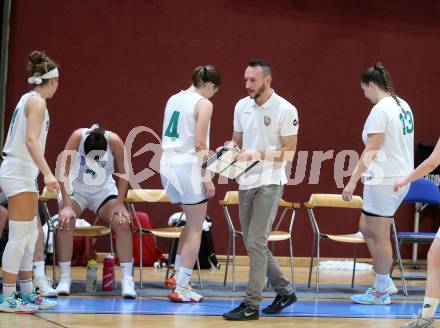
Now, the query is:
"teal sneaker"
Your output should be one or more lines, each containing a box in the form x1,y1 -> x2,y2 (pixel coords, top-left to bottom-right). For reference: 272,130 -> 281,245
367,279 -> 398,295
0,294 -> 38,313
351,288 -> 391,305
20,289 -> 57,309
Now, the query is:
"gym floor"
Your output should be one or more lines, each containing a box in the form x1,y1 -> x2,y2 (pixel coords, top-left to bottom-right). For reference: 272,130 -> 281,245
0,261 -> 434,327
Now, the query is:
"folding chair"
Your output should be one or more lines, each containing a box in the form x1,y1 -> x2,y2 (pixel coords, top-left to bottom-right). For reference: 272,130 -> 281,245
305,193 -> 409,295
125,189 -> 202,289
391,178 -> 440,283
305,194 -> 367,292
219,191 -> 300,291
39,187 -> 114,283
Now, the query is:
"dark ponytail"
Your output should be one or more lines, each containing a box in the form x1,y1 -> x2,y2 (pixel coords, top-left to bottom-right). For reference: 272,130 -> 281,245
361,62 -> 405,113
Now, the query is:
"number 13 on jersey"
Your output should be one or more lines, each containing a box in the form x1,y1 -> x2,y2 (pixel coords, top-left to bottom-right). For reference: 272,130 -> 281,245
399,111 -> 414,135
165,111 -> 180,140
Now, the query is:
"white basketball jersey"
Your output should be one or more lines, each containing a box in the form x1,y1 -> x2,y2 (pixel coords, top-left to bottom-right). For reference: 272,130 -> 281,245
3,91 -> 50,161
362,96 -> 414,184
161,90 -> 208,154
71,127 -> 115,188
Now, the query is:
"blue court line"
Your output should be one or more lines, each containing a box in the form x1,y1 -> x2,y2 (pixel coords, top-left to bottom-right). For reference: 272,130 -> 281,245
41,298 -> 440,319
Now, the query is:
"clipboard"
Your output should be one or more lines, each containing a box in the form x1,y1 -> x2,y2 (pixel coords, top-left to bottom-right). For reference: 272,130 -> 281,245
201,147 -> 260,179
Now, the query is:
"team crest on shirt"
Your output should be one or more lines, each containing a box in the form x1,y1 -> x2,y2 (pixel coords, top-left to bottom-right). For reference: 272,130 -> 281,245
293,119 -> 298,127
264,116 -> 271,126
80,154 -> 108,178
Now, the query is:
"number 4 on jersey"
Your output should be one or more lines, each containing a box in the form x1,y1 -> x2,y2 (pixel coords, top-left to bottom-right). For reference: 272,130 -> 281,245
165,111 -> 180,140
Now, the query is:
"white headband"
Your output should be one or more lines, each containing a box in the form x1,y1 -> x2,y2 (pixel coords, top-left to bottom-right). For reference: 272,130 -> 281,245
28,68 -> 59,85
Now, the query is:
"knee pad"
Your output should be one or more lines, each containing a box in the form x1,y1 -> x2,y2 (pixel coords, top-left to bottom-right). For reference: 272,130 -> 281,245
26,217 -> 39,254
20,219 -> 38,272
2,217 -> 38,274
19,247 -> 34,271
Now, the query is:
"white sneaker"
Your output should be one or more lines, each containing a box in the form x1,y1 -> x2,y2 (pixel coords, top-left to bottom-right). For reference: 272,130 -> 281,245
33,276 -> 58,298
169,283 -> 204,303
56,278 -> 71,295
121,277 -> 137,299
401,315 -> 435,328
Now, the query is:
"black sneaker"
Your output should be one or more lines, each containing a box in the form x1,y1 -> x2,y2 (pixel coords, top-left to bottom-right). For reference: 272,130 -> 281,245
261,292 -> 297,314
223,303 -> 259,321
226,302 -> 246,314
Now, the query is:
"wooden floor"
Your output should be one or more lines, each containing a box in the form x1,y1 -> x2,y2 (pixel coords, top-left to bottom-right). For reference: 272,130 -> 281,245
0,261 -> 427,328
0,312 -> 415,328
5,314 -> 415,328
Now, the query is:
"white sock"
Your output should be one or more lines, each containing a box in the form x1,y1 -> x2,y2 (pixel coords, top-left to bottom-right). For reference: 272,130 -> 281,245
373,273 -> 389,292
421,296 -> 439,319
174,255 -> 182,274
177,266 -> 192,286
2,283 -> 16,298
120,262 -> 133,279
19,278 -> 33,295
33,261 -> 46,278
59,261 -> 71,280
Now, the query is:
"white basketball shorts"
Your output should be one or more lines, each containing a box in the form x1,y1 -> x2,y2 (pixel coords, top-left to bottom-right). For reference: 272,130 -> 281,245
59,181 -> 118,214
0,156 -> 39,198
160,152 -> 207,205
362,183 -> 410,217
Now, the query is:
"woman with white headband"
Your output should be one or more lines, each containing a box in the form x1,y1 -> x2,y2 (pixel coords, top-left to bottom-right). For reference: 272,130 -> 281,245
0,50 -> 60,313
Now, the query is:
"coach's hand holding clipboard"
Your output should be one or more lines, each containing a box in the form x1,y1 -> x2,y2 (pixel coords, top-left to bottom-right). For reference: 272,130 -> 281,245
201,143 -> 260,180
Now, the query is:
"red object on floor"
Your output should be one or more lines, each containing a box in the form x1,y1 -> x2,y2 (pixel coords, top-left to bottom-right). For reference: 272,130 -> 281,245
132,211 -> 165,266
102,254 -> 115,291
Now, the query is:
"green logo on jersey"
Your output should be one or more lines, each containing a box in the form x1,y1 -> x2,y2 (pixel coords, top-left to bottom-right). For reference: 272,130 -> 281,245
264,116 -> 272,126
9,107 -> 20,135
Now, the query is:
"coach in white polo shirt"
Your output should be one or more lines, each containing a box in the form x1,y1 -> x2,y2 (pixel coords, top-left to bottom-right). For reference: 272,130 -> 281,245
223,60 -> 299,321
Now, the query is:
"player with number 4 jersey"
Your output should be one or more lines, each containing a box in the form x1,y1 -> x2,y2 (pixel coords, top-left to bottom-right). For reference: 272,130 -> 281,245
160,65 -> 221,302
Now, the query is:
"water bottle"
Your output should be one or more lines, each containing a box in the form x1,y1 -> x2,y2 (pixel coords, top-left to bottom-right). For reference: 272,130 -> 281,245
102,254 -> 115,291
86,259 -> 97,292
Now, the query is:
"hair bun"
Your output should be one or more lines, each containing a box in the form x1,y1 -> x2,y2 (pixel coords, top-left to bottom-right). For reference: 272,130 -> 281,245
28,50 -> 48,65
374,62 -> 385,71
27,50 -> 58,81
